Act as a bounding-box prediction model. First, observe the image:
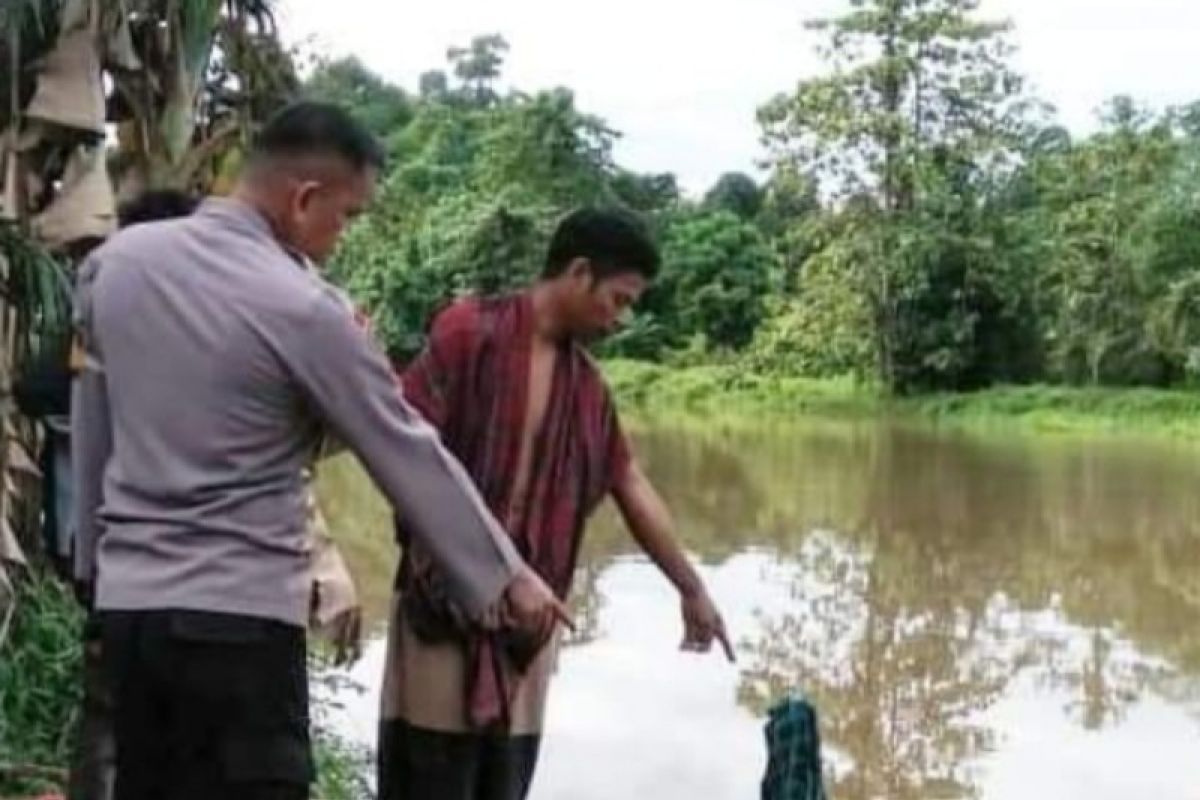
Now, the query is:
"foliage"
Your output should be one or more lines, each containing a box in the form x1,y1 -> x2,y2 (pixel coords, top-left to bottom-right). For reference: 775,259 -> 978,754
759,0 -> 1031,210
750,217 -> 876,378
997,101 -> 1200,387
310,660 -> 373,800
321,41 -> 779,363
107,0 -> 298,194
0,572 -> 83,796
604,359 -> 877,418
305,56 -> 416,139
0,222 -> 74,371
610,170 -> 681,213
0,0 -> 63,132
336,191 -> 552,358
703,172 -> 763,219
605,360 -> 1200,439
656,209 -> 776,351
447,34 -> 510,107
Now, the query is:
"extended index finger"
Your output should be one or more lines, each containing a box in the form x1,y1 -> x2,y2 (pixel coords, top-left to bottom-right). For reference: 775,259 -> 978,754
552,597 -> 576,633
716,623 -> 736,663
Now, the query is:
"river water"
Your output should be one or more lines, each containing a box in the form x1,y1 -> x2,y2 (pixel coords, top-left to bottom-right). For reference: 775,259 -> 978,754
321,418 -> 1200,799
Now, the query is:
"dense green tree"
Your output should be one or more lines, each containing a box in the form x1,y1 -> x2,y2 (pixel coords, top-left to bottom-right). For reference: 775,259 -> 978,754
319,41 -> 785,363
657,210 -> 776,351
304,56 -> 415,138
703,172 -> 763,220
990,99 -> 1200,386
610,171 -> 680,213
473,89 -> 616,205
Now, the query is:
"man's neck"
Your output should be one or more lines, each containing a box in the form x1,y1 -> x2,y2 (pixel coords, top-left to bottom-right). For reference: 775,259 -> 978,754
528,282 -> 569,345
230,185 -> 310,268
232,184 -> 291,240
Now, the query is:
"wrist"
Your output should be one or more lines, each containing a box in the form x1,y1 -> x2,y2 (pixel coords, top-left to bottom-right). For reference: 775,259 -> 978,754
677,574 -> 705,600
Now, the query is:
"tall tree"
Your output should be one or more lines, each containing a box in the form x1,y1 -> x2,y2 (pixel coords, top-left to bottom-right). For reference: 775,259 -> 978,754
419,69 -> 450,101
759,0 -> 1035,392
447,33 -> 509,107
760,0 -> 1028,210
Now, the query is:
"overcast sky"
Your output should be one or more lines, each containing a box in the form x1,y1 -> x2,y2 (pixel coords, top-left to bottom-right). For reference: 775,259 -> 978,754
278,0 -> 1198,195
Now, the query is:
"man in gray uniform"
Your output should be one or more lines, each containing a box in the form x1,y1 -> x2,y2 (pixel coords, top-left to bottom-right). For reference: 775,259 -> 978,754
71,102 -> 566,800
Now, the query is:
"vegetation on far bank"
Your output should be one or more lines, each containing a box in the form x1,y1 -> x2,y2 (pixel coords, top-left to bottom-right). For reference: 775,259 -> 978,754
604,360 -> 1200,439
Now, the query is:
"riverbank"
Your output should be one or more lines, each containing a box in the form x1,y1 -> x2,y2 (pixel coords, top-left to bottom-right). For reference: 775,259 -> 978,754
603,360 -> 1200,439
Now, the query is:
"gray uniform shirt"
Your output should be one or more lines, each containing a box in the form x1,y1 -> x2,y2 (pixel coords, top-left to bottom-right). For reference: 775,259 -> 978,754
72,198 -> 520,626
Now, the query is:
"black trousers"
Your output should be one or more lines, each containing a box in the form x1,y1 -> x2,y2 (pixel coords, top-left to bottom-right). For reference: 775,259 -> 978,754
99,610 -> 314,800
67,615 -> 116,800
377,719 -> 541,800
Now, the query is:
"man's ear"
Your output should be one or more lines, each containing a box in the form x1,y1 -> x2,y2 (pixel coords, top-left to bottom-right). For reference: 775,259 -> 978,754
565,257 -> 593,282
291,179 -> 322,217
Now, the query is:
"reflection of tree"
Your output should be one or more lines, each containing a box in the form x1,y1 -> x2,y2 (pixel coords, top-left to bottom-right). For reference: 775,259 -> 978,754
563,557 -> 609,648
740,533 -> 1008,800
1029,626 -> 1173,731
727,424 -> 1200,799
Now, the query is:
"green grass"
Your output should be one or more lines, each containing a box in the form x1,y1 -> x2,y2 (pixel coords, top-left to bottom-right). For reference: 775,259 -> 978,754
603,359 -> 1200,439
907,384 -> 1200,437
604,359 -> 880,417
0,571 -> 83,797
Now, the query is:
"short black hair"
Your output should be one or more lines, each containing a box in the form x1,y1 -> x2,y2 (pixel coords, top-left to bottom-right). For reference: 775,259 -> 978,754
249,101 -> 386,173
117,189 -> 198,228
543,207 -> 660,281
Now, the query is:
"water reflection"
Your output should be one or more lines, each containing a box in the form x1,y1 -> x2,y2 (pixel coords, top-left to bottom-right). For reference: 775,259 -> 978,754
323,419 -> 1200,800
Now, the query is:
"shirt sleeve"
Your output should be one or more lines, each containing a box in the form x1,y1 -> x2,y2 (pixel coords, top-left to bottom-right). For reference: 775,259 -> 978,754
71,255 -> 111,585
284,292 -> 521,620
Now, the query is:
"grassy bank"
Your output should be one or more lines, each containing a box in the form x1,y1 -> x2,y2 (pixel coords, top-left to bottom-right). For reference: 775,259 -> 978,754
604,359 -> 1200,439
0,570 -> 369,800
604,359 -> 880,417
